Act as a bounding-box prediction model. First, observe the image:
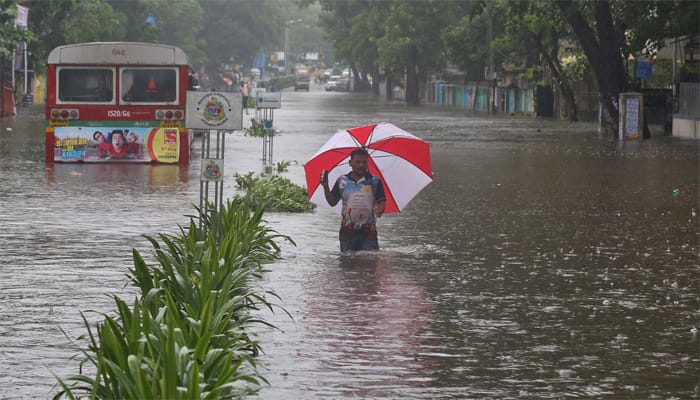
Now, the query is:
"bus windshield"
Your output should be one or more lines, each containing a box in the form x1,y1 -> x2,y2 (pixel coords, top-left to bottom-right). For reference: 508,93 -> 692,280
121,68 -> 177,103
58,68 -> 114,103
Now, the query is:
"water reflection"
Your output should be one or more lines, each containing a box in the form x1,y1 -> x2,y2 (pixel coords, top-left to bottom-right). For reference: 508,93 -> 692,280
300,253 -> 438,398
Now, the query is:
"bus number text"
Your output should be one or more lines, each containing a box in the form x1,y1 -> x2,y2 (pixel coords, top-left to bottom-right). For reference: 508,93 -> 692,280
107,110 -> 131,118
112,48 -> 126,56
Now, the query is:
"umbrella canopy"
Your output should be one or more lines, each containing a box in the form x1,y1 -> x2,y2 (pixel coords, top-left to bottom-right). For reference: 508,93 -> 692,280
304,122 -> 432,214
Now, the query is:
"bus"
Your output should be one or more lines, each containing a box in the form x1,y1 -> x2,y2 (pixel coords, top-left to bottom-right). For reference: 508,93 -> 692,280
45,42 -> 197,164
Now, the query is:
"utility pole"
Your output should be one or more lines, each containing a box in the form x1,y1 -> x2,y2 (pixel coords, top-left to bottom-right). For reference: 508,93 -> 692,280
284,26 -> 289,76
487,1 -> 494,115
284,19 -> 302,76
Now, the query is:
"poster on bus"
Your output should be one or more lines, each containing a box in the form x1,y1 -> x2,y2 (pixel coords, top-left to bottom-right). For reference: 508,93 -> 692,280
51,126 -> 180,163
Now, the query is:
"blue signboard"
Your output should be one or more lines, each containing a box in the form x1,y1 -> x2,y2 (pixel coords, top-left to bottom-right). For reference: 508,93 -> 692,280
635,61 -> 653,80
252,53 -> 266,73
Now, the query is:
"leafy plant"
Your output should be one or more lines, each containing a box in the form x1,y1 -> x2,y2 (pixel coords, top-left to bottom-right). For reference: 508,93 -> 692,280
246,96 -> 257,109
53,202 -> 293,399
243,119 -> 274,138
275,160 -> 295,173
233,172 -> 316,213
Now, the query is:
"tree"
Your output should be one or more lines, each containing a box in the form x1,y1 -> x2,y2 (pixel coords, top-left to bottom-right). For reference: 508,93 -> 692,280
319,0 -> 462,102
0,0 -> 33,60
557,1 -> 632,135
144,0 -> 205,65
442,2 -> 498,81
25,0 -> 123,73
557,0 -> 699,136
375,0 -> 460,105
198,0 -> 283,74
106,0 -> 156,43
318,0 -> 376,87
499,1 -> 581,121
344,4 -> 385,92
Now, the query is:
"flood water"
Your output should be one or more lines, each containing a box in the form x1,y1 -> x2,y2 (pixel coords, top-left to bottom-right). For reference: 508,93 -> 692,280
1,85 -> 698,399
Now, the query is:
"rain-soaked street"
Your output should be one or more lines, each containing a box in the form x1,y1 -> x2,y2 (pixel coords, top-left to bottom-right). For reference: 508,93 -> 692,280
1,83 -> 699,399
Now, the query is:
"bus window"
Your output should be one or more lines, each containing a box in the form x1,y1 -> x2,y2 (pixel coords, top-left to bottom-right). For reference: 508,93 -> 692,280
121,68 -> 177,103
58,68 -> 114,102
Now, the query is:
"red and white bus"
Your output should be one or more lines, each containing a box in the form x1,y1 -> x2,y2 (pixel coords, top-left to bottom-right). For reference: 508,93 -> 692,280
45,42 -> 196,164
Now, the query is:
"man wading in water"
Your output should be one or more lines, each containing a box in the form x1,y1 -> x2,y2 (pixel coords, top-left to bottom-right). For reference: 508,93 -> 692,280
320,148 -> 387,252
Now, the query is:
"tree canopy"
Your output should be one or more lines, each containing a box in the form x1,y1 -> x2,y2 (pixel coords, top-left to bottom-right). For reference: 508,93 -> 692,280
2,0 -> 311,75
2,0 -> 698,132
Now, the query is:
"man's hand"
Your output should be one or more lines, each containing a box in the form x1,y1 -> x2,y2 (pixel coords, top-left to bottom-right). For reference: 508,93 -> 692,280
375,201 -> 386,218
322,170 -> 339,207
320,170 -> 329,188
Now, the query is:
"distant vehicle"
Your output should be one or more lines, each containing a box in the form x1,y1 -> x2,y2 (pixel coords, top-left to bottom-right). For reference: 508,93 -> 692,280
294,67 -> 310,91
249,68 -> 261,80
294,78 -> 309,91
324,75 -> 342,91
323,68 -> 334,79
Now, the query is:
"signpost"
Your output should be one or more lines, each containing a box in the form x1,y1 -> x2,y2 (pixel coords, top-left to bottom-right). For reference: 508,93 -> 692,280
618,92 -> 644,141
254,92 -> 282,172
185,90 -> 243,229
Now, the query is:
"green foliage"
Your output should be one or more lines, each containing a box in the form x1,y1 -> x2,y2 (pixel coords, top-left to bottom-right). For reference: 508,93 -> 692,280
19,0 -> 294,74
319,0 -> 464,99
0,1 -> 33,59
198,0 -> 285,72
611,0 -> 699,56
560,54 -> 591,83
232,172 -> 316,213
245,96 -> 256,109
53,202 -> 293,399
243,119 -> 275,138
643,58 -> 673,88
442,11 -> 493,79
141,0 -> 206,65
275,160 -> 294,173
25,0 -> 123,72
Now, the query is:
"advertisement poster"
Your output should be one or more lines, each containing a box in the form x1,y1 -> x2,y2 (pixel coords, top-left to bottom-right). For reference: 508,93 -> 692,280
624,98 -> 640,140
52,126 -> 179,163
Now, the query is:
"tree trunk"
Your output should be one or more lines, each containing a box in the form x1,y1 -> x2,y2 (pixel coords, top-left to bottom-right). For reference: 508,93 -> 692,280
540,50 -> 578,121
372,65 -> 380,96
405,62 -> 420,105
558,0 -> 630,137
385,75 -> 393,101
349,62 -> 359,92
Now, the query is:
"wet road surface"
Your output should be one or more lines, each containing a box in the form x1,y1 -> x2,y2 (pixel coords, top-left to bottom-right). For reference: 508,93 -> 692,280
0,86 -> 698,399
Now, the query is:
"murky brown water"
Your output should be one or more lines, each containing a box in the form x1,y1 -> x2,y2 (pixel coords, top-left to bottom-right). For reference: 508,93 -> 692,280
1,85 -> 698,399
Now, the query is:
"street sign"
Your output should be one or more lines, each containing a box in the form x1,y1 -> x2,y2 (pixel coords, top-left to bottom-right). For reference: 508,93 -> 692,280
635,61 -> 653,80
186,91 -> 242,130
256,92 -> 281,109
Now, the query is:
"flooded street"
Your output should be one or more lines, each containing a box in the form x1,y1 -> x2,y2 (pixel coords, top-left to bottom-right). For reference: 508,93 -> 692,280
1,87 -> 698,399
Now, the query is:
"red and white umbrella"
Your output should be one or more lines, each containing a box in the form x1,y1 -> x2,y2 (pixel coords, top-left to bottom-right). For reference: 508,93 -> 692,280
304,122 -> 433,213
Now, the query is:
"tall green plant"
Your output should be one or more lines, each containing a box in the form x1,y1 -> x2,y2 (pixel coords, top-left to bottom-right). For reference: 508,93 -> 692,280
54,202 -> 293,399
